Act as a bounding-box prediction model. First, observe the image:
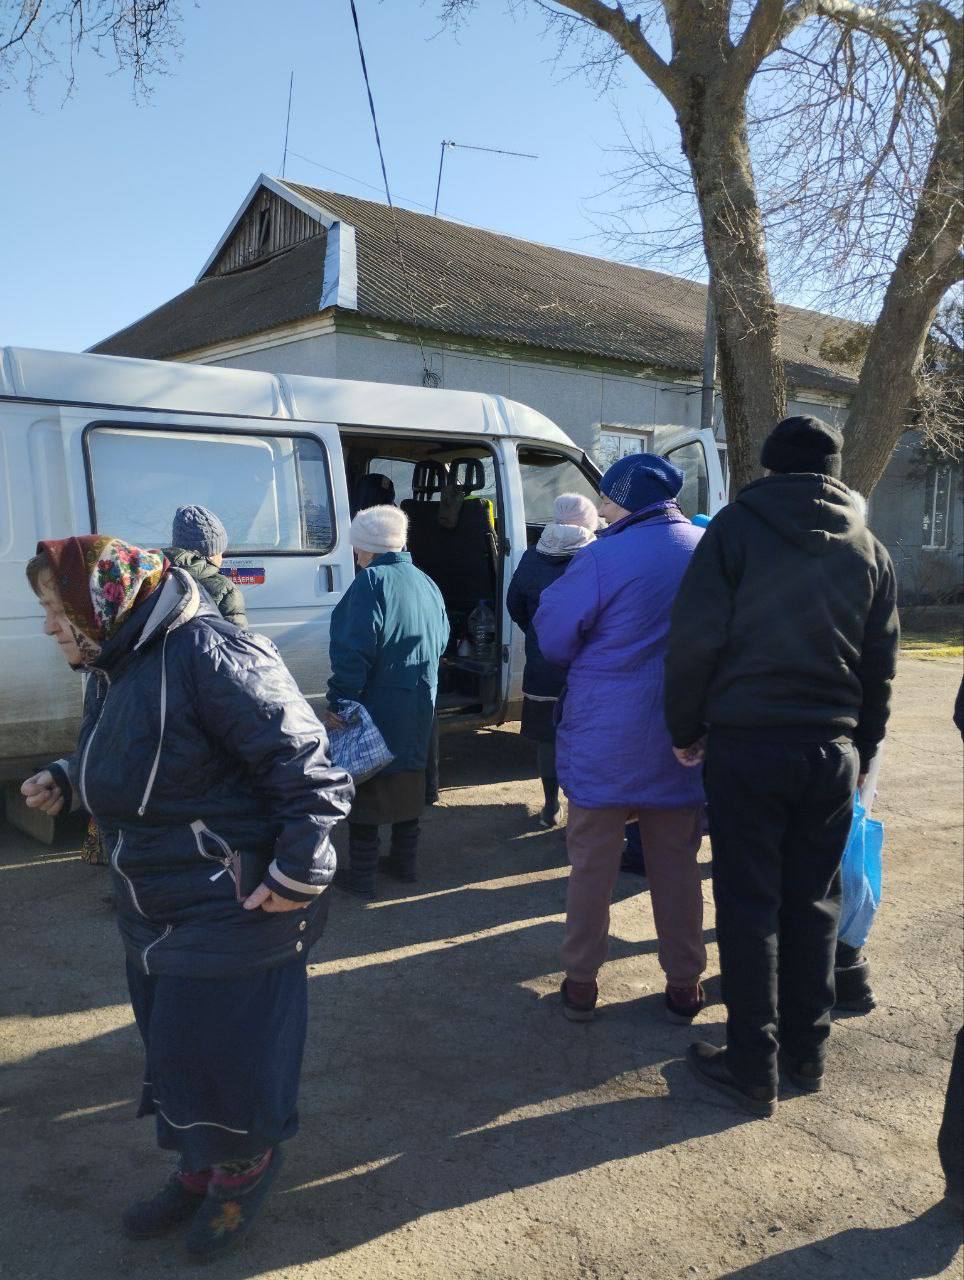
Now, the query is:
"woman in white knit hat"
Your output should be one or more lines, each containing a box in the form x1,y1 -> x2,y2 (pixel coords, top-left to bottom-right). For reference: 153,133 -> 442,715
506,493 -> 597,828
327,505 -> 450,897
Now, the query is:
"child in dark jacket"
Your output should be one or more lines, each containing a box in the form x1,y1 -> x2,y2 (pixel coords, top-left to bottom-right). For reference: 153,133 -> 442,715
165,504 -> 247,627
507,493 -> 597,828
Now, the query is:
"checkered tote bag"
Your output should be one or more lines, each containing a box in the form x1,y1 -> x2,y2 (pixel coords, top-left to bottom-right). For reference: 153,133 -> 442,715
326,700 -> 394,784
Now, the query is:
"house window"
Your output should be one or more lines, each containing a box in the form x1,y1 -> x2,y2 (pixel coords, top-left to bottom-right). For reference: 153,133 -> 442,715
922,464 -> 953,550
596,429 -> 652,472
86,426 -> 335,554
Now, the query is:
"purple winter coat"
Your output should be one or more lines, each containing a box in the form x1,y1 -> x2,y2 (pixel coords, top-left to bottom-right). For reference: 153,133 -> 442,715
534,502 -> 705,811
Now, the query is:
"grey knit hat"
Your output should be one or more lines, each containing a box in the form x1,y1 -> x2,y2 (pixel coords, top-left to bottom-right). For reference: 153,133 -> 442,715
171,504 -> 229,557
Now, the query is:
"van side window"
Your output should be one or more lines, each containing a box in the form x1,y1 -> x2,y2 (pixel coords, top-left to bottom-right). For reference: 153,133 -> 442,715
87,426 -> 335,554
665,440 -> 709,519
517,447 -> 599,527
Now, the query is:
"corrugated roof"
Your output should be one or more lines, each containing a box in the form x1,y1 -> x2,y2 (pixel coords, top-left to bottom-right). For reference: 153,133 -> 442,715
92,232 -> 328,360
93,180 -> 861,394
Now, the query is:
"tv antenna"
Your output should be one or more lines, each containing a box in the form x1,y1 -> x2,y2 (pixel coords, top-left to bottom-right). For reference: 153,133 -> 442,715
280,71 -> 294,177
434,140 -> 538,216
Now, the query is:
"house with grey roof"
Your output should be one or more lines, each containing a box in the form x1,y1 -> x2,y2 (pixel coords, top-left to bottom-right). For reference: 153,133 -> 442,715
92,174 -> 960,601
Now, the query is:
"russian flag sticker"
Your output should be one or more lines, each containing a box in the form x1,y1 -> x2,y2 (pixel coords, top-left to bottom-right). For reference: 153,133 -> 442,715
222,565 -> 265,585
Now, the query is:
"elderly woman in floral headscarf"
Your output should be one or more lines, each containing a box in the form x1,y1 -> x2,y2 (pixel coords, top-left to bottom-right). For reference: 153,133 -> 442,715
21,536 -> 353,1261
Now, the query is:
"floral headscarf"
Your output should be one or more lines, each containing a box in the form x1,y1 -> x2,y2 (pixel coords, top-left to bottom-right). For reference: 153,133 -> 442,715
39,536 -> 168,645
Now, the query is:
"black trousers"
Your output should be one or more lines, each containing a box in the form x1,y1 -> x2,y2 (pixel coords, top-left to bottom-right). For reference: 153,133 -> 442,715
704,734 -> 859,1088
939,1027 -> 964,1200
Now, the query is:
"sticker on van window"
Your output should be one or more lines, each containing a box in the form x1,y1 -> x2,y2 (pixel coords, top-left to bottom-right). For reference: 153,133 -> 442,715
222,563 -> 265,586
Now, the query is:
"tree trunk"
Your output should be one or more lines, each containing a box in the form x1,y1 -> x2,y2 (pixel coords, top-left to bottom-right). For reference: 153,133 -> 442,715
678,87 -> 787,492
843,41 -> 964,496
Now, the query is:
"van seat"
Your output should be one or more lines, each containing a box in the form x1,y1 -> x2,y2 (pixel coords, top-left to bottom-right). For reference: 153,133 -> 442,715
402,458 -> 499,644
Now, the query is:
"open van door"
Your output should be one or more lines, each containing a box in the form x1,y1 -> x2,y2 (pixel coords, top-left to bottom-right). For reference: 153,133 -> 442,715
659,428 -> 727,519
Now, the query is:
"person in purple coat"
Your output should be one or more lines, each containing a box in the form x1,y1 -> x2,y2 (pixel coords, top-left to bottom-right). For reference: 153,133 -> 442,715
534,453 -> 707,1024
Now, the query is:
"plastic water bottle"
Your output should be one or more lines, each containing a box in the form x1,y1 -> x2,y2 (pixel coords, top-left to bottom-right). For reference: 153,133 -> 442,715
468,600 -> 496,663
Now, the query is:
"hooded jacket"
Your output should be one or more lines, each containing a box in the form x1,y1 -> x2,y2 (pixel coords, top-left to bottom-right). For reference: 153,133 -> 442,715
664,474 -> 899,770
164,546 -> 248,628
48,568 -> 353,978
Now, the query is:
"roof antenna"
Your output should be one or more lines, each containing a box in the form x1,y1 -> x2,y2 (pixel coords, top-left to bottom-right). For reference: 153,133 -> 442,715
280,71 -> 294,178
434,140 -> 538,216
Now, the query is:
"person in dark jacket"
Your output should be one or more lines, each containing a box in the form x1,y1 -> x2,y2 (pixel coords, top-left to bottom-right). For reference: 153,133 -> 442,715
939,679 -> 964,1215
507,492 -> 598,828
21,535 -> 353,1260
328,505 -> 450,898
350,471 -> 396,516
665,415 -> 899,1118
535,455 -> 708,1025
165,503 -> 248,627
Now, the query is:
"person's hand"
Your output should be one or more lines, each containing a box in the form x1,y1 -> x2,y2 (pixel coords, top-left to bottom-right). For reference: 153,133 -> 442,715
673,737 -> 707,768
21,770 -> 65,815
243,883 -> 306,913
323,711 -> 345,731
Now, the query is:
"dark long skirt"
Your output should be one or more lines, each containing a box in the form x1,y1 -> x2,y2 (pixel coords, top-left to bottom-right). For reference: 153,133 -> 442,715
520,695 -> 557,744
349,769 -> 425,826
127,957 -> 308,1172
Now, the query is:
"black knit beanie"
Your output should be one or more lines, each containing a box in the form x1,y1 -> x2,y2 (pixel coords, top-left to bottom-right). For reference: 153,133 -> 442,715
760,415 -> 843,478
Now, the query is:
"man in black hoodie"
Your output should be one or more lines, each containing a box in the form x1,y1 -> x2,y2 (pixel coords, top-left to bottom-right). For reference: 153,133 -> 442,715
664,416 -> 899,1117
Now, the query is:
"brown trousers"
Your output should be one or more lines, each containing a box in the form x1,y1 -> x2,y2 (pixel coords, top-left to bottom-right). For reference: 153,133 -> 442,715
562,803 -> 706,987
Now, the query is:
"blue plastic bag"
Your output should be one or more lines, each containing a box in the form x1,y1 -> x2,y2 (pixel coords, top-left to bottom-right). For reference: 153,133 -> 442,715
326,700 -> 394,785
838,801 -> 883,948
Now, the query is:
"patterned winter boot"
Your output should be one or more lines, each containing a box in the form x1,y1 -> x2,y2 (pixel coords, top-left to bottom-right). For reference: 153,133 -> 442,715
381,818 -> 420,883
335,824 -> 380,900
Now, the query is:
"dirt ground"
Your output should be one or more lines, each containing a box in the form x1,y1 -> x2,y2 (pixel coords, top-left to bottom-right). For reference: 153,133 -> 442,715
1,657 -> 961,1280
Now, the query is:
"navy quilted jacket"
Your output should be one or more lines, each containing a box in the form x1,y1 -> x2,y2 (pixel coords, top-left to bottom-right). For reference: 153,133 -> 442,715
506,548 -> 574,699
49,569 -> 354,978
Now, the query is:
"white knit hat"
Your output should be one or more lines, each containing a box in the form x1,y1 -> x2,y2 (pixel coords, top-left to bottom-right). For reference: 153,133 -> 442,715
350,505 -> 409,555
553,492 -> 598,530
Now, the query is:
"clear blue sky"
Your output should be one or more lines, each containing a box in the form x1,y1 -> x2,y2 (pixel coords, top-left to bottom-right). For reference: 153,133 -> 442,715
2,0 -> 687,352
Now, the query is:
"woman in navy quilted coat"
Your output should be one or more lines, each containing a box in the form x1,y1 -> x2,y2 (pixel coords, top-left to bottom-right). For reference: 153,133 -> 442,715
534,454 -> 708,1026
21,535 -> 353,1261
507,493 -> 597,828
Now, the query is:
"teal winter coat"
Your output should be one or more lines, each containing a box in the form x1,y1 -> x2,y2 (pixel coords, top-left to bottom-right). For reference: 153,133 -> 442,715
327,553 -> 449,774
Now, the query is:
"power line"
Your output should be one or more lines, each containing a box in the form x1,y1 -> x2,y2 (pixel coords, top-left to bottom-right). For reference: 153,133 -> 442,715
287,149 -> 441,215
347,0 -> 439,388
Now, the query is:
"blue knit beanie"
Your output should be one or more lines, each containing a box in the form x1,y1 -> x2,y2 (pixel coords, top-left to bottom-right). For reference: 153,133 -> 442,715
171,504 -> 229,557
600,453 -> 684,514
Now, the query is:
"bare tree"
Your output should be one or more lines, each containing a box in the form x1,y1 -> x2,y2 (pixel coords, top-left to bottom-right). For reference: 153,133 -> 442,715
440,1 -> 963,494
1,0 -> 182,99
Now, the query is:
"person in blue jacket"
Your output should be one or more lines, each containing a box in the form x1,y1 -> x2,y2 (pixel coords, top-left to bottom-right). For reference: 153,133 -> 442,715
327,505 -> 450,897
507,492 -> 597,828
534,455 -> 708,1026
21,535 -> 353,1261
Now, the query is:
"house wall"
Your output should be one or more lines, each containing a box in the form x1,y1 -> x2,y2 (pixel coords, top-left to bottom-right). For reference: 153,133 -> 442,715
867,435 -> 962,603
199,326 -> 960,603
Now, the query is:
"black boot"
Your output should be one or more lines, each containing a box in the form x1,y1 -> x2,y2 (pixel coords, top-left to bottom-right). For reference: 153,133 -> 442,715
834,941 -> 876,1013
382,819 -> 419,883
335,824 -> 380,899
122,1173 -> 207,1239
